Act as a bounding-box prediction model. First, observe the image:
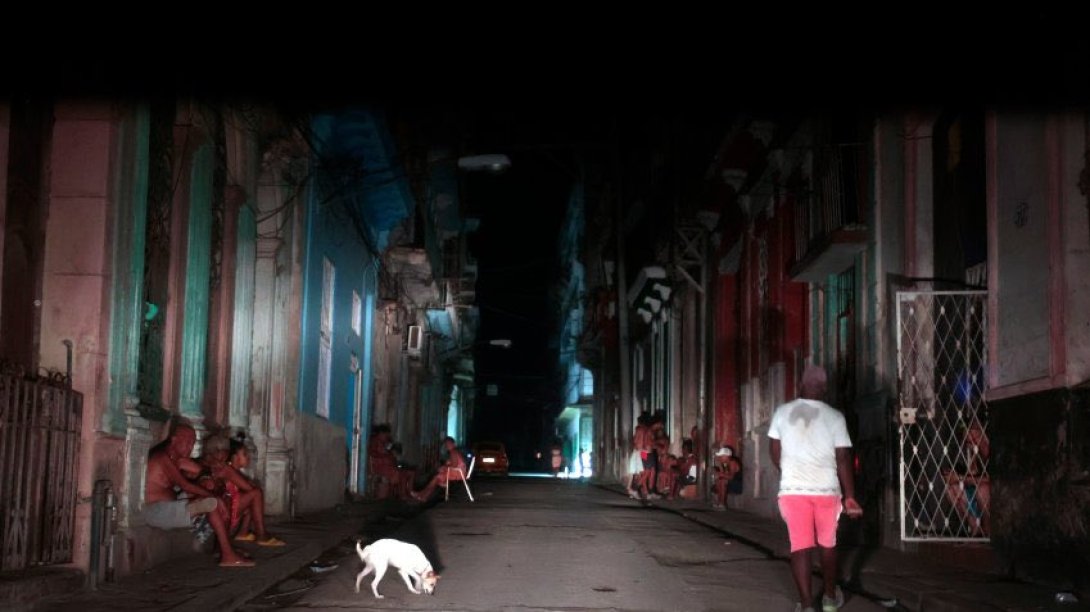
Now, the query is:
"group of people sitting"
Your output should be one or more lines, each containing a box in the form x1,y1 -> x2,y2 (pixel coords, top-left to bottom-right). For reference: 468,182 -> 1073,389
144,422 -> 284,568
628,413 -> 699,500
627,412 -> 744,508
368,427 -> 468,503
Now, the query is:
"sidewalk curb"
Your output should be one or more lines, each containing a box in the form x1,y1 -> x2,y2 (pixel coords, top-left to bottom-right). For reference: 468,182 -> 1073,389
595,483 -> 1002,612
182,524 -> 358,612
22,503 -> 399,612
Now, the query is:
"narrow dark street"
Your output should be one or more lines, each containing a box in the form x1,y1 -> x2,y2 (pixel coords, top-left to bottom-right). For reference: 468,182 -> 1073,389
6,36 -> 1090,612
246,478 -> 879,611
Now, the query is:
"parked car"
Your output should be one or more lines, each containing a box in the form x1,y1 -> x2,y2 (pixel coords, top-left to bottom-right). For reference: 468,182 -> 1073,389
472,441 -> 509,475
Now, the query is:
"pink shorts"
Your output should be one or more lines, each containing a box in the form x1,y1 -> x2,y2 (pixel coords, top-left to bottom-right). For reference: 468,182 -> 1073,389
778,495 -> 842,552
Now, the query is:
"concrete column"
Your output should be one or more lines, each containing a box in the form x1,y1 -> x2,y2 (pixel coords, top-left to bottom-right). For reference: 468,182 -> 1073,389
229,205 -> 256,428
40,101 -> 117,570
226,123 -> 258,429
120,410 -> 153,528
262,233 -> 296,515
105,106 -> 150,435
903,112 -> 937,279
178,144 -> 214,421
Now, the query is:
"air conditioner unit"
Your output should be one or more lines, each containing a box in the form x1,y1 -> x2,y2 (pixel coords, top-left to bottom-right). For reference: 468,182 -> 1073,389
406,325 -> 423,355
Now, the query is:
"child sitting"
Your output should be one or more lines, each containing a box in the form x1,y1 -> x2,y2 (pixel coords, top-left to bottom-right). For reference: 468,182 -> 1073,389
712,445 -> 742,510
671,439 -> 699,499
204,432 -> 286,547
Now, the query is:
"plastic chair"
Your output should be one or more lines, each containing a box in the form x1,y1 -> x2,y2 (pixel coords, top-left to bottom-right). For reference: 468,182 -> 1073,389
444,456 -> 475,502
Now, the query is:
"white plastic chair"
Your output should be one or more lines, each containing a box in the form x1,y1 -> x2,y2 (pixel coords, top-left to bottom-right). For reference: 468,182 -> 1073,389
444,456 -> 475,502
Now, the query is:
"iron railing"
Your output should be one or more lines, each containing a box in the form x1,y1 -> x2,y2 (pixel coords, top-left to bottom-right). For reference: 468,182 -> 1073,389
793,145 -> 868,264
0,361 -> 83,570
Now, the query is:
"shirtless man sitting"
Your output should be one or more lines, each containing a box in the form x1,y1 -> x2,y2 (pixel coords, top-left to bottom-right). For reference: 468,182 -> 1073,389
145,423 -> 254,567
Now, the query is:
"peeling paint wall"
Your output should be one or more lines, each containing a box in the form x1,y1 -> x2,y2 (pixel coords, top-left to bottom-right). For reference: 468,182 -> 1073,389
39,102 -> 120,572
990,388 -> 1090,592
992,115 -> 1051,387
293,412 -> 348,514
1059,114 -> 1090,387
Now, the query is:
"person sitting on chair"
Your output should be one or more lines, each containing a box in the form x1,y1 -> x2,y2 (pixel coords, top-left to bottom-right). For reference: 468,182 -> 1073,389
410,437 -> 467,502
367,424 -> 402,499
942,420 -> 990,536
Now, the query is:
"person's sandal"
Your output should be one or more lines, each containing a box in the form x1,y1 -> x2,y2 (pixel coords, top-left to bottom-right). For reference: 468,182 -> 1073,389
219,558 -> 256,567
256,536 -> 286,547
234,532 -> 256,542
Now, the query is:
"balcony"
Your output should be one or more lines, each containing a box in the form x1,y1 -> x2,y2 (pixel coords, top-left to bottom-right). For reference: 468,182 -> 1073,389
789,146 -> 869,282
387,246 -> 441,305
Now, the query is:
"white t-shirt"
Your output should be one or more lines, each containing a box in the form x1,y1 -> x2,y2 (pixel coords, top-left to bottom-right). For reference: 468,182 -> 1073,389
767,398 -> 852,496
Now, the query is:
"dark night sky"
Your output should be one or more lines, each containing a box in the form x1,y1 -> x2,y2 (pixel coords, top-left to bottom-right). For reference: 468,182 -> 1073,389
465,157 -> 569,453
458,112 -> 592,463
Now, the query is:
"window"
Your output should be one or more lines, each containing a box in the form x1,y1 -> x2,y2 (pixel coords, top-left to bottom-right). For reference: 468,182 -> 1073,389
581,367 -> 594,398
352,290 -> 362,336
833,266 -> 856,406
317,257 -> 335,418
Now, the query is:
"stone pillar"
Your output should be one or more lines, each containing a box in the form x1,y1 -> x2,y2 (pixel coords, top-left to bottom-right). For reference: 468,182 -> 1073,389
178,143 -> 214,423
105,105 -> 150,436
263,241 -> 295,516
229,204 -> 256,428
249,145 -> 299,516
120,409 -> 153,528
251,231 -> 282,510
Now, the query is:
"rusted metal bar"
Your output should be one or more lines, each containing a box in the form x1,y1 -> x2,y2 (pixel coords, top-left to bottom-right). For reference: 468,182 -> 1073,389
7,373 -> 31,570
0,368 -> 83,570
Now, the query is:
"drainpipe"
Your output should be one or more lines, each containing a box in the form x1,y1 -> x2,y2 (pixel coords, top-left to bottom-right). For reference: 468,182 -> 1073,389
62,339 -> 73,389
88,480 -> 115,590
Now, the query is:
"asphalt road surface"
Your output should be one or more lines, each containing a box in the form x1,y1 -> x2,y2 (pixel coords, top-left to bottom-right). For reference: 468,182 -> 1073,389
246,476 -> 881,611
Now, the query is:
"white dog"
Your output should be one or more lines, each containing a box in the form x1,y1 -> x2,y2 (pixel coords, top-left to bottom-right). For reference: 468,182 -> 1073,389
355,539 -> 440,599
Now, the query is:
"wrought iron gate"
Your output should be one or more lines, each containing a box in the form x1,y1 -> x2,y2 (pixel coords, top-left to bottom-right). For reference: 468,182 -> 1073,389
0,365 -> 83,570
896,291 -> 990,542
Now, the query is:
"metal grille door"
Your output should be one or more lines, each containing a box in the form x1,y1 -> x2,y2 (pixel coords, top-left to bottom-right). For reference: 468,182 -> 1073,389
896,291 -> 990,541
0,367 -> 83,570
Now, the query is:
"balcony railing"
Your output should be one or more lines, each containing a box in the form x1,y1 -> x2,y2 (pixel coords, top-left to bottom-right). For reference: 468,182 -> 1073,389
790,146 -> 869,282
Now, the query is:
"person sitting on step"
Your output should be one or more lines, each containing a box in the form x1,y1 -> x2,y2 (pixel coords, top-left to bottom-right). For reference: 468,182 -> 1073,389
145,422 -> 254,567
202,432 -> 285,547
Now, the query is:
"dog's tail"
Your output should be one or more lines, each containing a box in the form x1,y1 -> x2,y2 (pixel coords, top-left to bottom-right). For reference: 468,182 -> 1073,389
356,539 -> 371,560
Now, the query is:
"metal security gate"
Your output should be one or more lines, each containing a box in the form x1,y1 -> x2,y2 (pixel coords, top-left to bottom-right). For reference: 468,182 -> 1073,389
896,291 -> 990,542
0,365 -> 83,570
